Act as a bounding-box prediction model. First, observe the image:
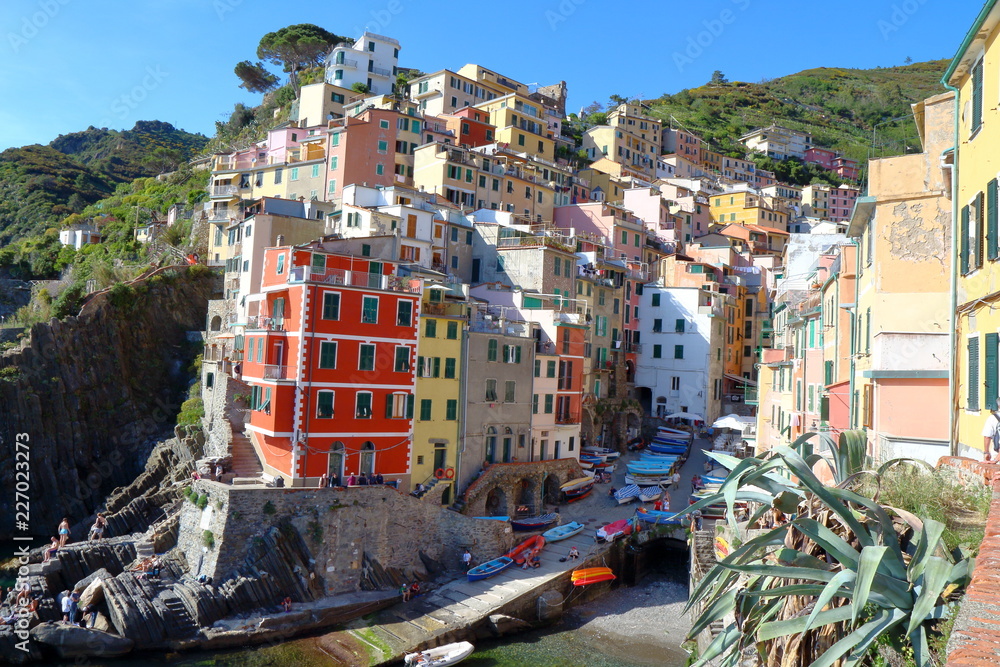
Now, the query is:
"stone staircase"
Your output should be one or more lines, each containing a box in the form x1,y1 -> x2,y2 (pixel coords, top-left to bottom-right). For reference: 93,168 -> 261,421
691,525 -> 724,637
160,593 -> 199,637
230,431 -> 263,479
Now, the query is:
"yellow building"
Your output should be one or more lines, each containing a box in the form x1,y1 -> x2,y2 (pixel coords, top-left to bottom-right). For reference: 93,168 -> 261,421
582,103 -> 662,179
475,94 -> 555,162
710,189 -> 788,231
412,285 -> 467,501
947,1 -> 1000,458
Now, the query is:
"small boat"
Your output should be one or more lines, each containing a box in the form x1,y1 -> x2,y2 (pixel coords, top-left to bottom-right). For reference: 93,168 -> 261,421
636,507 -> 684,525
596,518 -> 634,542
639,486 -> 663,503
639,451 -> 680,460
648,442 -> 688,455
404,640 -> 476,665
614,484 -> 641,504
657,427 -> 692,439
505,535 -> 546,565
563,483 -> 594,503
580,453 -> 606,464
466,556 -> 514,582
627,463 -> 676,476
582,446 -> 620,460
572,566 -> 617,586
561,477 -> 594,492
510,513 -> 559,532
542,521 -> 585,542
472,516 -> 510,522
701,475 -> 727,485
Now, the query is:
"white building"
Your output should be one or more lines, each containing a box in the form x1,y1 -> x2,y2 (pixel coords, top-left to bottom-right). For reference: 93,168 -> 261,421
635,285 -> 726,425
740,124 -> 813,161
324,32 -> 401,96
59,223 -> 100,250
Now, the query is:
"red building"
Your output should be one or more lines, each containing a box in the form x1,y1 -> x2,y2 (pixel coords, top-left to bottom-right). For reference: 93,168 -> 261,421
804,147 -> 860,182
243,244 -> 421,487
443,107 -> 496,148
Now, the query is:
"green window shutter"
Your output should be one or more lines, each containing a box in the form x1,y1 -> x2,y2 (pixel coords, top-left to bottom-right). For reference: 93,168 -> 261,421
961,205 -> 970,274
425,319 -> 437,337
416,355 -> 424,377
420,399 -> 432,421
653,344 -> 661,358
446,399 -> 457,420
319,342 -> 337,369
865,307 -> 871,353
652,294 -> 660,307
820,396 -> 830,421
824,360 -> 834,386
447,321 -> 458,339
406,394 -> 414,419
445,358 -> 456,378
534,360 -> 541,377
969,337 -> 981,411
322,293 -> 340,319
547,360 -> 556,378
973,59 -> 984,132
515,346 -> 522,363
532,394 -> 539,414
488,339 -> 498,361
544,394 -> 553,413
674,345 -> 683,359
989,180 -> 999,260
986,333 -> 998,412
385,394 -> 394,418
317,392 -> 334,418
433,357 -> 441,377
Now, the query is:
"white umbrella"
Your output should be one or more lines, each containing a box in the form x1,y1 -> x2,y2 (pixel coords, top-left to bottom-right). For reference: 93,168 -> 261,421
712,414 -> 756,430
664,411 -> 704,421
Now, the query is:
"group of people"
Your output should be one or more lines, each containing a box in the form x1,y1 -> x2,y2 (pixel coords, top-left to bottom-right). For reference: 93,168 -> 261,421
399,581 -> 421,602
129,556 -> 162,580
345,472 -> 384,487
43,517 -> 73,562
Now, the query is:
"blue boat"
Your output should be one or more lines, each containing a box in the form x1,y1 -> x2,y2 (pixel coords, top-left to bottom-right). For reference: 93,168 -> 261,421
473,516 -> 510,522
701,475 -> 727,485
542,521 -> 585,541
636,508 -> 684,525
639,452 -> 679,462
511,513 -> 559,531
648,442 -> 688,455
467,556 -> 514,581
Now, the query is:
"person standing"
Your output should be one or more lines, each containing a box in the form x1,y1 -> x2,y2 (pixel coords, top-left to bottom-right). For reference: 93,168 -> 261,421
60,591 -> 72,622
671,471 -> 681,490
462,549 -> 473,571
692,508 -> 704,531
319,473 -> 328,489
983,400 -> 1000,462
89,513 -> 106,541
57,518 -> 70,547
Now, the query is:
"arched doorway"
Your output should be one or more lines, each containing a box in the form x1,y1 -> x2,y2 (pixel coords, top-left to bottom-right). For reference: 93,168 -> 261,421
210,315 -> 222,331
328,442 -> 344,486
485,427 -> 497,464
359,441 -> 375,476
502,428 -> 513,462
485,486 -> 507,517
517,477 -> 536,511
543,474 -> 561,505
655,396 -> 667,419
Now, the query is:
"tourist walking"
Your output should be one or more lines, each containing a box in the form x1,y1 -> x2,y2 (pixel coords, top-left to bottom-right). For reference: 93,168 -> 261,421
60,591 -> 72,622
692,508 -> 703,531
57,518 -> 70,547
671,471 -> 681,490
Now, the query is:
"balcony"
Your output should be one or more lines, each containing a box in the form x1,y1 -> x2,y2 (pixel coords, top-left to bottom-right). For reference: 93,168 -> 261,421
555,410 -> 581,425
207,208 -> 235,223
209,185 -> 238,198
288,266 -> 421,293
698,303 -> 724,318
593,358 -> 613,372
369,65 -> 391,77
625,342 -> 642,354
744,387 -> 759,405
333,57 -> 358,68
536,340 -> 557,355
262,364 -> 297,380
246,316 -> 285,332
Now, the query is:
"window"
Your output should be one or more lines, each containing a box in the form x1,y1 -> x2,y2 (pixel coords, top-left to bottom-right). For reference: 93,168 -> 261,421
972,58 -> 984,135
385,392 -> 413,419
362,296 -> 378,323
425,319 -> 437,337
504,344 -> 522,363
446,399 -> 457,420
504,380 -> 515,403
485,378 -> 498,401
651,293 -> 660,307
377,140 -> 388,153
359,343 -> 376,371
290,167 -> 299,181
675,318 -> 685,333
544,394 -> 554,414
445,357 -> 456,378
420,399 -> 432,421
969,336 -> 981,411
331,132 -> 341,146
674,345 -> 684,359
532,394 -> 539,414
546,360 -> 556,378
356,392 -> 373,418
311,164 -> 320,178
276,253 -> 285,275
322,292 -> 340,320
375,163 -> 384,175
653,344 -> 662,358
394,346 -> 410,372
397,300 -> 412,326
317,391 -> 334,418
671,376 -> 680,391
446,321 -> 458,339
466,230 -> 473,245
319,341 -> 337,369
487,338 -> 498,361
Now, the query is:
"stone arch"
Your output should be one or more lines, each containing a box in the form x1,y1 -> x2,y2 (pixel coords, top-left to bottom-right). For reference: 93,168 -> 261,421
485,486 -> 507,517
517,477 -> 537,510
543,473 -> 561,505
210,315 -> 222,331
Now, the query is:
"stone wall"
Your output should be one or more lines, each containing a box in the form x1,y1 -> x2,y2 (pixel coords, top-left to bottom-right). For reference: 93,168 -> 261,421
461,459 -> 585,517
176,481 -> 510,595
0,266 -> 220,541
202,371 -> 250,459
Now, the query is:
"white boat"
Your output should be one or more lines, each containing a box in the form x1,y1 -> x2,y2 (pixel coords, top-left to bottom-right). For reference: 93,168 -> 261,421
626,473 -> 672,486
639,486 -> 663,503
614,484 -> 641,504
404,640 -> 475,666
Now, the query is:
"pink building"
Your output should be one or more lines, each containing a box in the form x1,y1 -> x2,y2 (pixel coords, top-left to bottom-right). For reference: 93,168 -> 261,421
805,148 -> 860,183
804,147 -> 837,170
828,185 -> 860,223
661,127 -> 702,165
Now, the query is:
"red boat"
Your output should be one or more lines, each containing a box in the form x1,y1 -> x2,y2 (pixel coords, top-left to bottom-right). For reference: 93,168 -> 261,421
504,535 -> 546,565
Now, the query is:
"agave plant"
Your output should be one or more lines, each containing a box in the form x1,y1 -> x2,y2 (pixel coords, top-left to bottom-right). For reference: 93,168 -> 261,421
678,434 -> 973,667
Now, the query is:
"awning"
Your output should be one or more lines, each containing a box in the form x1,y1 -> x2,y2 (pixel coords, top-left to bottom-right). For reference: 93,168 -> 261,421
212,333 -> 236,339
725,373 -> 757,387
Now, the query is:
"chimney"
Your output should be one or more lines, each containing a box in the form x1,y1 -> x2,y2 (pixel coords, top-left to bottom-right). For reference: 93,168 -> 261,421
277,235 -> 285,246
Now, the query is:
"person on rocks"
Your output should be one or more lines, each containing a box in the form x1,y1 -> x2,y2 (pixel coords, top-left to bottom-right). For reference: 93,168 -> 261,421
282,596 -> 292,612
43,537 -> 59,562
409,582 -> 421,598
400,583 -> 410,602
214,463 -> 224,482
57,518 -> 70,547
60,591 -> 72,623
89,513 -> 107,541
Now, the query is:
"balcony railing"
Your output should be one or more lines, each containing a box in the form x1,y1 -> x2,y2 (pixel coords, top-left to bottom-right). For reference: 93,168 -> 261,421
333,57 -> 358,68
698,304 -> 724,318
208,209 -> 235,222
246,316 -> 285,331
262,364 -> 297,380
555,410 -> 581,425
288,266 -> 421,293
369,65 -> 391,77
209,185 -> 238,198
744,387 -> 759,405
593,359 -> 613,372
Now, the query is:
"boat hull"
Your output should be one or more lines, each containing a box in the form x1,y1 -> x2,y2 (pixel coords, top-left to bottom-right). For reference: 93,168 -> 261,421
467,557 -> 514,582
510,513 -> 559,532
542,521 -> 585,541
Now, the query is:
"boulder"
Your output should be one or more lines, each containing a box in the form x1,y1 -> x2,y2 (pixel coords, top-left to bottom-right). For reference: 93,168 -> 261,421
29,621 -> 134,658
73,567 -> 110,594
488,613 -> 532,636
0,634 -> 44,664
78,577 -> 105,609
91,611 -> 112,633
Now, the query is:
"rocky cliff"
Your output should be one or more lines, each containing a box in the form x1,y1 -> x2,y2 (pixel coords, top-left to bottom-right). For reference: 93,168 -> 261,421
0,265 -> 220,541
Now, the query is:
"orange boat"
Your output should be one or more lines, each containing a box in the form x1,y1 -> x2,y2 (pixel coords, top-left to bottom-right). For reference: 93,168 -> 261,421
504,534 -> 546,565
571,566 -> 616,586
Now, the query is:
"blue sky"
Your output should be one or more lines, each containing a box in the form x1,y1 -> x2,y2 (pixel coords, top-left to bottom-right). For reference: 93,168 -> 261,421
0,0 -> 979,151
